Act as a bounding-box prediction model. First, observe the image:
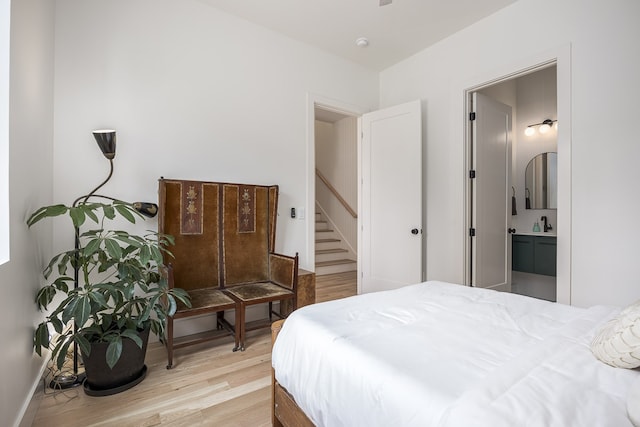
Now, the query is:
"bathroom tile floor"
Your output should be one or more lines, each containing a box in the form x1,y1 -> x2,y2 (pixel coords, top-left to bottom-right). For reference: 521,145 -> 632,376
511,271 -> 556,302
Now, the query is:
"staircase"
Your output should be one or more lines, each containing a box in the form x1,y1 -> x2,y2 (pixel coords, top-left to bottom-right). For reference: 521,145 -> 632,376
315,211 -> 357,276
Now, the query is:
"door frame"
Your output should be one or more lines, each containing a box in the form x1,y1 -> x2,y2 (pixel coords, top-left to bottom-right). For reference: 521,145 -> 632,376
305,93 -> 366,272
462,45 -> 572,304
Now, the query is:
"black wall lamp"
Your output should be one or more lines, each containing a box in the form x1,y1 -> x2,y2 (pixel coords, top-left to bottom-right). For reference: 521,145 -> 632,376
524,119 -> 557,136
81,130 -> 158,216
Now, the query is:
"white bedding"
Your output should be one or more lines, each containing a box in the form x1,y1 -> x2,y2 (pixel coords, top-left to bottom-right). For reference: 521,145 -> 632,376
272,281 -> 640,426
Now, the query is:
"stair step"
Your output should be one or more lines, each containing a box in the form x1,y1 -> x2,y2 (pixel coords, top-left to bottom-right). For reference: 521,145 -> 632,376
316,239 -> 341,250
316,259 -> 356,268
315,221 -> 330,231
316,248 -> 348,254
316,259 -> 357,275
316,248 -> 349,263
316,238 -> 340,243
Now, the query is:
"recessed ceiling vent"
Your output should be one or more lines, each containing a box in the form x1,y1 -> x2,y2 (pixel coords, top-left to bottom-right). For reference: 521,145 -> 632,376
380,0 -> 392,6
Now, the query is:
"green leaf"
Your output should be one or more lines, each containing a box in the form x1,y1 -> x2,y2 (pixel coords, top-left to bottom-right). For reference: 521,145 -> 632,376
104,239 -> 122,259
102,313 -> 113,329
149,245 -> 163,263
88,291 -> 108,308
139,245 -> 151,266
103,204 -> 115,220
50,317 -> 64,334
121,329 -> 143,348
76,334 -> 91,357
27,204 -> 68,227
113,234 -> 141,248
84,207 -> 99,224
61,297 -> 79,324
57,253 -> 71,276
163,234 -> 175,246
171,288 -> 192,308
83,237 -> 102,257
69,207 -> 87,228
138,301 -> 153,322
106,338 -> 123,369
104,238 -> 123,259
35,285 -> 55,310
73,295 -> 92,328
94,283 -> 117,293
33,323 -> 50,356
114,204 -> 136,224
56,276 -> 72,291
55,339 -> 72,370
43,253 -> 63,279
167,295 -> 177,316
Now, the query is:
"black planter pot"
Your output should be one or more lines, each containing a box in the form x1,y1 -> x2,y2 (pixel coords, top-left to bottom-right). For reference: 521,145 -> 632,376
81,325 -> 150,396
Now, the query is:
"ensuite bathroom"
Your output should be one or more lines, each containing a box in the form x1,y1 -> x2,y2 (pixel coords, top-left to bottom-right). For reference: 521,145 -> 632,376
480,65 -> 558,302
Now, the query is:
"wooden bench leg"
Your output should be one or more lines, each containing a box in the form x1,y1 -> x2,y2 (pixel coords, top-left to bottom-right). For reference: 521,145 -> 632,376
233,302 -> 246,352
166,316 -> 174,369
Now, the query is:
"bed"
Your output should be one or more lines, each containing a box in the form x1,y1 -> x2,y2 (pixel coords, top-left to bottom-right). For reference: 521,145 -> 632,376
271,281 -> 640,427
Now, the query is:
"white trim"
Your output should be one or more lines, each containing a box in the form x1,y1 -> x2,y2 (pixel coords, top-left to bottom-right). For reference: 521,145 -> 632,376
305,93 -> 366,273
0,0 -> 10,265
460,44 -> 572,305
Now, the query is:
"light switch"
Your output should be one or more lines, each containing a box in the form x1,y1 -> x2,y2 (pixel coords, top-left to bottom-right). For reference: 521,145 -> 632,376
298,207 -> 305,219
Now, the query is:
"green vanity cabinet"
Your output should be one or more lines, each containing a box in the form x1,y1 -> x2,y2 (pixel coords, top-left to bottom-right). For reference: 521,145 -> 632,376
512,234 -> 556,276
534,236 -> 557,276
512,235 -> 535,273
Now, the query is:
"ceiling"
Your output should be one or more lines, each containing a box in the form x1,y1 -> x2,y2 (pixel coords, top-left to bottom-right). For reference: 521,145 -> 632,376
197,0 -> 518,71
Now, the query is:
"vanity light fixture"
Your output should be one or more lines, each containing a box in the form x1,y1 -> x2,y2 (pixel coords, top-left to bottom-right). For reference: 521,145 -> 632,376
524,119 -> 557,136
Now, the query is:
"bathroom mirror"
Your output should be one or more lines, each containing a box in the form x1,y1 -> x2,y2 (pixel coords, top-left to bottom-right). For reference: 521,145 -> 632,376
525,152 -> 557,209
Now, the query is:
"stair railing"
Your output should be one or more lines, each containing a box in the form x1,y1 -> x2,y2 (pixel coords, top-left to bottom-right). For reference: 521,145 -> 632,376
315,168 -> 357,219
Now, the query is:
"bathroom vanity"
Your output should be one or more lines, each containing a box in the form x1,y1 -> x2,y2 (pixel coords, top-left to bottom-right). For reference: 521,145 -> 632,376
512,233 -> 557,276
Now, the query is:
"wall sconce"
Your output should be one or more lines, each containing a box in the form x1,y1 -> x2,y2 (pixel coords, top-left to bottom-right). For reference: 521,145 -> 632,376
524,119 -> 557,136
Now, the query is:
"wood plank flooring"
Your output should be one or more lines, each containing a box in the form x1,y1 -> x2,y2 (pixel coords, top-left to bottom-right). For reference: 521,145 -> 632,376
32,271 -> 356,427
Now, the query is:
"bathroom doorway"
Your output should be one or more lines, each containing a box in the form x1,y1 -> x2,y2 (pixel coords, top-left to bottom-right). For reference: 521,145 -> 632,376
466,63 -> 561,302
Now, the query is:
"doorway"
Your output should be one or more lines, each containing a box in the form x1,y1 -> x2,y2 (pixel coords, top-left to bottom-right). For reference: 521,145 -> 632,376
465,61 -> 566,303
313,106 -> 359,280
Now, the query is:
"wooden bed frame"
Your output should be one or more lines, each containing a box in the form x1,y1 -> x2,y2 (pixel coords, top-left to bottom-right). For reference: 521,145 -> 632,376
271,319 -> 315,427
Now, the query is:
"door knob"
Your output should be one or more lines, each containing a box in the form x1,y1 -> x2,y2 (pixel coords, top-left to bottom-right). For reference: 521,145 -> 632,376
508,228 -> 516,234
411,228 -> 420,235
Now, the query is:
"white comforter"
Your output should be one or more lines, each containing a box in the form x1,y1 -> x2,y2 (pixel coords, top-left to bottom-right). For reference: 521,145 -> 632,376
272,281 -> 639,427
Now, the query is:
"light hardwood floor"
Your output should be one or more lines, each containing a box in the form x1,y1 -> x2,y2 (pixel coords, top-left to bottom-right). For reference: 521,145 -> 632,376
32,271 -> 356,427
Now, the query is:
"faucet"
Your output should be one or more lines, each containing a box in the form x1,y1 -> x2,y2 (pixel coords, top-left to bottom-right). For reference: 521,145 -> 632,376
541,216 -> 553,232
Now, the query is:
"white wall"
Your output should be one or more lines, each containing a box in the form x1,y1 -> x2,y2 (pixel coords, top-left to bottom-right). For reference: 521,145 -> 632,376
53,0 -> 379,270
0,1 -> 55,426
380,0 -> 640,307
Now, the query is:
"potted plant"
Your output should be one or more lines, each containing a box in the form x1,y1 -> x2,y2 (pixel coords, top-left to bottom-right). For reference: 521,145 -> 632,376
28,199 -> 190,395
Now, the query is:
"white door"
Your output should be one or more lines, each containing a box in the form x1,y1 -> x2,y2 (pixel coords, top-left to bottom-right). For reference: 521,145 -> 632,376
360,100 -> 422,294
471,93 -> 512,290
